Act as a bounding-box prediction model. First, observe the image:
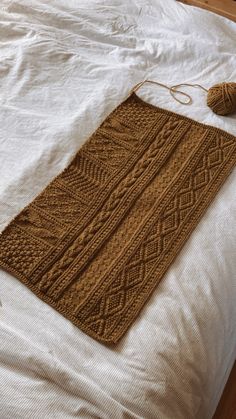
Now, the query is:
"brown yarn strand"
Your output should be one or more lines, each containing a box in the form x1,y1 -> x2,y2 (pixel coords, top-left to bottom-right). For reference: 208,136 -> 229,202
131,79 -> 236,116
170,83 -> 208,104
130,79 -> 208,105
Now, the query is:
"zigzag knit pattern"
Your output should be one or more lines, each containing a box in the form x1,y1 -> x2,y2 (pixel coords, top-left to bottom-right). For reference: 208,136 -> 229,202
0,92 -> 235,344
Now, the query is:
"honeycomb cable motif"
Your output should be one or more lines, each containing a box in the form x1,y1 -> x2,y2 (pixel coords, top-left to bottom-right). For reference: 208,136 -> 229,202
0,92 -> 235,344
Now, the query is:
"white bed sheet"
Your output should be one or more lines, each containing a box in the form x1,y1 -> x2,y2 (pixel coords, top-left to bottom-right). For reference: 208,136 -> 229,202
0,0 -> 235,418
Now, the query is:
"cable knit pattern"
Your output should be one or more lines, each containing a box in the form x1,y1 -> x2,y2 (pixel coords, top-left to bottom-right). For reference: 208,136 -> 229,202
0,92 -> 235,344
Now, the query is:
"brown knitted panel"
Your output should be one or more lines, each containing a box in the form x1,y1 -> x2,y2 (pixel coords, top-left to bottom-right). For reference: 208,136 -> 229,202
0,92 -> 235,344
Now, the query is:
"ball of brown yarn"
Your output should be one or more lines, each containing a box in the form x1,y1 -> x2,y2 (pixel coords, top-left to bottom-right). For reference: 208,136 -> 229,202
207,82 -> 236,116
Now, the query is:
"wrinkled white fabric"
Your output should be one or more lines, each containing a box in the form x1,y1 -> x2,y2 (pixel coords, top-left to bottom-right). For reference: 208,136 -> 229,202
0,0 -> 235,418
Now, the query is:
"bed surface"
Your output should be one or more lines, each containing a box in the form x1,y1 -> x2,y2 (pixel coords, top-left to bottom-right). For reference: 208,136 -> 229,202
0,0 -> 235,418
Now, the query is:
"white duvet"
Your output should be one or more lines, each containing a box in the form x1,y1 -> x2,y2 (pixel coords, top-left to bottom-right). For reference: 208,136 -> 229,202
0,0 -> 235,418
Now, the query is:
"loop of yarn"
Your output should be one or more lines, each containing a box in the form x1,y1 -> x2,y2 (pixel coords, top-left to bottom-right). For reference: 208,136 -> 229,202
130,79 -> 236,117
207,82 -> 236,116
130,80 -> 201,106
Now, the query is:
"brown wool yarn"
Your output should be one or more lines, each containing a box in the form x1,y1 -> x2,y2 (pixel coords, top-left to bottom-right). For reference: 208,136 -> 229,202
207,82 -> 236,116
